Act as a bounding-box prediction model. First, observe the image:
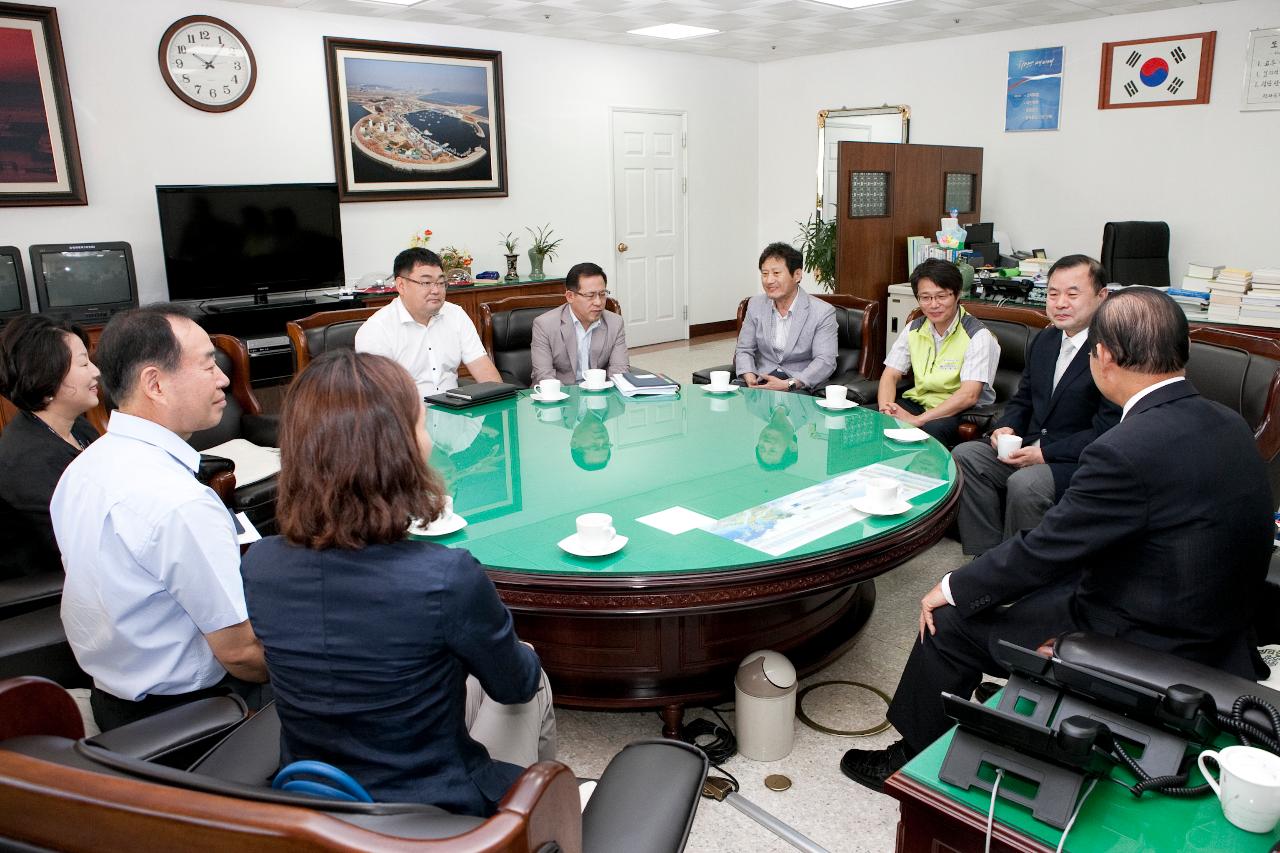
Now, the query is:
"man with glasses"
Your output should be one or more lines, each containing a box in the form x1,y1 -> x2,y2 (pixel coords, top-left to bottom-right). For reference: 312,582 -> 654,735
877,259 -> 999,446
530,261 -> 629,386
356,248 -> 501,397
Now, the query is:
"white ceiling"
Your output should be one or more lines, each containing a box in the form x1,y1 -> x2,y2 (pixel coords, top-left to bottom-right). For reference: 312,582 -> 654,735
228,0 -> 1231,62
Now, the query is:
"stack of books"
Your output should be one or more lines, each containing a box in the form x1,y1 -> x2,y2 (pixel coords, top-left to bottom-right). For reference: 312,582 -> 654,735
1174,261 -> 1220,310
1204,265 -> 1250,323
1017,257 -> 1053,278
615,371 -> 680,397
1236,269 -> 1280,328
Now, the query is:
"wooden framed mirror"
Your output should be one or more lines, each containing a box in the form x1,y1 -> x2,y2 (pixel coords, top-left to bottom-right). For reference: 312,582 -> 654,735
816,105 -> 909,220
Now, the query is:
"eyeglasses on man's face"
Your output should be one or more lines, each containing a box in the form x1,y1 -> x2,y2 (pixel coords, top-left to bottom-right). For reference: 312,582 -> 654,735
401,275 -> 448,291
916,291 -> 955,306
574,289 -> 611,302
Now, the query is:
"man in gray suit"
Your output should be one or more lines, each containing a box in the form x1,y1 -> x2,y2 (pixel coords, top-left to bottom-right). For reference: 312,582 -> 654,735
530,262 -> 630,386
734,243 -> 837,393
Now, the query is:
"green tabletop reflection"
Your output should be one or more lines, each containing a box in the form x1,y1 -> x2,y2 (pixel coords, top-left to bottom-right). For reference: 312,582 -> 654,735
414,386 -> 956,575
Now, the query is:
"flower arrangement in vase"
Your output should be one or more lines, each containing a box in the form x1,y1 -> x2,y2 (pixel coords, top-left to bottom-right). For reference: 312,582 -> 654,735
440,246 -> 474,284
408,227 -> 433,249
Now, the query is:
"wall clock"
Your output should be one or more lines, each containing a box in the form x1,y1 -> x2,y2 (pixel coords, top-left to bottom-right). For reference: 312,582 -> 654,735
158,15 -> 256,112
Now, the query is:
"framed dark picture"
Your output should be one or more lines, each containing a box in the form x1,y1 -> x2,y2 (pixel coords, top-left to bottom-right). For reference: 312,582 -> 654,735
1099,31 -> 1216,109
323,37 -> 507,202
0,3 -> 86,206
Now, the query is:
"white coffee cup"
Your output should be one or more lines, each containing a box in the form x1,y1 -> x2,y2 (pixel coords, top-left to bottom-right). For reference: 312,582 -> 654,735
1197,745 -> 1280,833
576,512 -> 616,546
534,378 -> 562,398
996,433 -> 1023,460
709,370 -> 732,391
864,477 -> 900,510
583,368 -> 607,388
825,385 -> 848,404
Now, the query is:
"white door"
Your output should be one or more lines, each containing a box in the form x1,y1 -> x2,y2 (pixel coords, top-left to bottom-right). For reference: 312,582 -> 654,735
611,109 -> 687,347
822,122 -> 872,221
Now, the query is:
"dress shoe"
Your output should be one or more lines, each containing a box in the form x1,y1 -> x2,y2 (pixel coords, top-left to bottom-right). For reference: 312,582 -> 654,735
840,740 -> 913,793
974,681 -> 1002,703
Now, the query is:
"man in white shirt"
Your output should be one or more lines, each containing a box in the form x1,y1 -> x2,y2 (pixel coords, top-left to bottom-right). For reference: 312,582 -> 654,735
951,255 -> 1119,555
355,248 -> 501,397
52,305 -> 268,731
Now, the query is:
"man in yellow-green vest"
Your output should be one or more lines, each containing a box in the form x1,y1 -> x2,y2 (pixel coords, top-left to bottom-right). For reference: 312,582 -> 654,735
876,259 -> 1000,446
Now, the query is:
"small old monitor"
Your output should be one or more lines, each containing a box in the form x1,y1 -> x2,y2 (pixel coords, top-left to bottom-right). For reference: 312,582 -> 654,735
29,242 -> 139,325
0,246 -> 32,328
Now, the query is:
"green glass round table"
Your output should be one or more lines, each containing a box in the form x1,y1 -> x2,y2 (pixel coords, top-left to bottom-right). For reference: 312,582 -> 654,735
417,385 -> 959,735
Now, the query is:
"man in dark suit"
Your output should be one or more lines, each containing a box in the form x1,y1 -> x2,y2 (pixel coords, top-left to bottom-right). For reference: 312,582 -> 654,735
952,255 -> 1121,555
840,287 -> 1274,791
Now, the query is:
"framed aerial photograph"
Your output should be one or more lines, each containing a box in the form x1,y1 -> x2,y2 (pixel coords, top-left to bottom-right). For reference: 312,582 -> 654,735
323,37 -> 507,202
0,3 -> 86,206
1099,31 -> 1216,110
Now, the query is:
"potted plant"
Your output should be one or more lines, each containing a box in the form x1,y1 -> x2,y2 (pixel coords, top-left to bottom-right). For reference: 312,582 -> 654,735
525,223 -> 563,281
499,232 -> 520,281
796,214 -> 837,292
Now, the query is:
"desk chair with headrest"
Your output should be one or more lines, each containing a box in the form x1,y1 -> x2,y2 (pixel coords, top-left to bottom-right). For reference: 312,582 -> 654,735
0,676 -> 709,853
480,294 -> 623,389
1100,221 -> 1171,287
692,293 -> 882,401
187,335 -> 279,534
285,306 -> 379,374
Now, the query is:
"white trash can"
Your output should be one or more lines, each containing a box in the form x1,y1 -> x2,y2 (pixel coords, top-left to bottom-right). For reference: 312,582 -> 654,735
734,650 -> 797,761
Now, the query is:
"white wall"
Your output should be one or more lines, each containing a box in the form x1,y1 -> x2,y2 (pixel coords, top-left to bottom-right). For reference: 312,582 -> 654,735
758,0 -> 1280,286
0,0 -> 758,324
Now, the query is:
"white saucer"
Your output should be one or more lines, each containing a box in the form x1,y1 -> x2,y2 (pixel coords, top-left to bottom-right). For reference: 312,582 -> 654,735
530,390 -> 570,403
409,513 -> 468,537
852,497 -> 913,517
580,381 -> 614,392
816,398 -> 857,410
884,427 -> 930,443
703,385 -> 738,395
558,533 -> 628,557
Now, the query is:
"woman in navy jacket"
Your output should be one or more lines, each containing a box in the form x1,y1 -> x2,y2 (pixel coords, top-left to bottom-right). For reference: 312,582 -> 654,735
242,350 -> 555,816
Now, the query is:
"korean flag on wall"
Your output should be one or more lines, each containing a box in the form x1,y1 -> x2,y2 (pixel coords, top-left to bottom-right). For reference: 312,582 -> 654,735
1104,32 -> 1215,107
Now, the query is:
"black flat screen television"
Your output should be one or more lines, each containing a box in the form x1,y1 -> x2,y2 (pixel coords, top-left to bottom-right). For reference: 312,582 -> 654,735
0,246 -> 31,328
29,242 -> 139,325
156,182 -> 345,302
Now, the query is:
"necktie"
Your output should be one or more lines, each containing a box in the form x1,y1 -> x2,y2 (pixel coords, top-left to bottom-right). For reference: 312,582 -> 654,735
1052,339 -> 1076,392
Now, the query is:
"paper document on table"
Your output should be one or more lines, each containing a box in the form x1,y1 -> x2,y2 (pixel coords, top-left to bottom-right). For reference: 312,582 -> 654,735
705,463 -> 947,557
637,506 -> 717,535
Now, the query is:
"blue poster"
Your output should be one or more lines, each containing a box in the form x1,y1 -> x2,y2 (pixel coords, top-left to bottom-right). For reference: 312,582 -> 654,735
1006,47 -> 1063,132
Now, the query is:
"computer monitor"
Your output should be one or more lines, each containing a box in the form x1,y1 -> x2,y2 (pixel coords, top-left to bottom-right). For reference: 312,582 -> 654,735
29,242 -> 140,325
963,222 -> 994,245
0,246 -> 32,329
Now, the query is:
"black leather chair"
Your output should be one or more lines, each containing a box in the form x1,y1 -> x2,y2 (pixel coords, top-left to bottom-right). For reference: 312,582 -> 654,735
1101,221 -> 1171,287
692,293 -> 883,402
0,676 -> 708,853
188,335 -> 279,535
951,303 -> 1050,443
0,607 -> 87,688
285,306 -> 378,375
480,294 -> 622,388
1185,327 -> 1280,507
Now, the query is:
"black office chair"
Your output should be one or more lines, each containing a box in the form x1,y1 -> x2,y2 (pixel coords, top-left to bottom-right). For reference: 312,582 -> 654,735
480,294 -> 623,388
1100,221 -> 1171,287
285,306 -> 378,374
188,335 -> 279,535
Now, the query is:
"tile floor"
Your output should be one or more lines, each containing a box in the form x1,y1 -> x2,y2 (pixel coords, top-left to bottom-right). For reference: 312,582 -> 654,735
550,335 -> 966,853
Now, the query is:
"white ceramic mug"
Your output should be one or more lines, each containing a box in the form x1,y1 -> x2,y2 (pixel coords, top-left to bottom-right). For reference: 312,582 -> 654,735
996,433 -> 1023,460
576,512 -> 616,546
825,385 -> 848,404
534,378 -> 562,398
864,477 -> 900,510
583,368 -> 607,388
1197,745 -> 1280,833
709,370 -> 732,391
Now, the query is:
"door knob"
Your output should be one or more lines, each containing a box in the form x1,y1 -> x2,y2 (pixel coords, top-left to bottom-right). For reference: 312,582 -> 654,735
617,242 -> 629,253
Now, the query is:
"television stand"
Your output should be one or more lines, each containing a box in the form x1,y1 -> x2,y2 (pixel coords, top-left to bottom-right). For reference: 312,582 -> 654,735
205,297 -> 316,315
